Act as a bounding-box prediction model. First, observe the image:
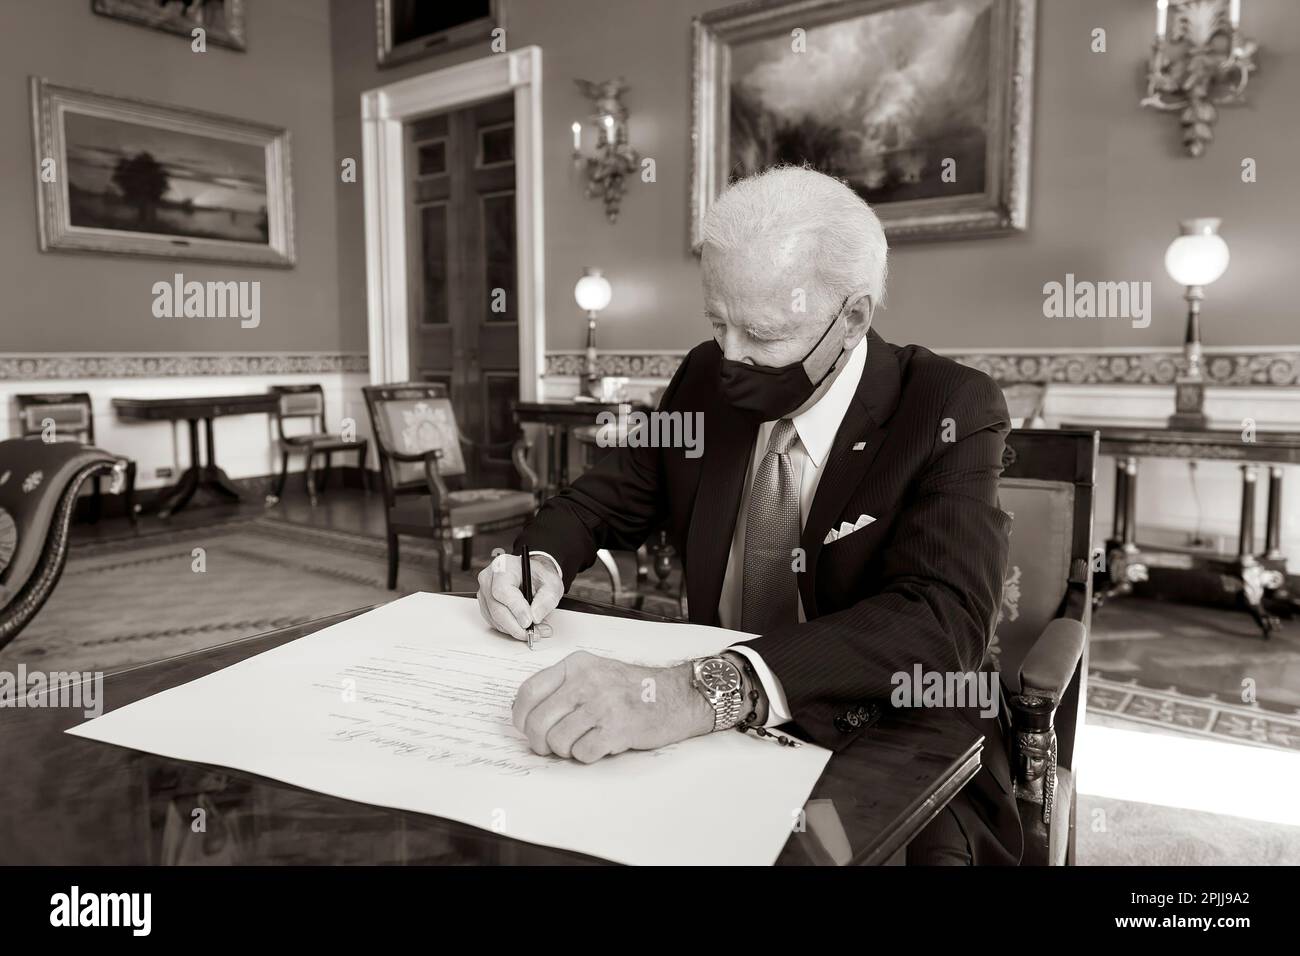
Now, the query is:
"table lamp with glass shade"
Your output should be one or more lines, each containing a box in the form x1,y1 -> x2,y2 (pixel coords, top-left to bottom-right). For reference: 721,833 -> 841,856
1165,217 -> 1230,429
574,267 -> 613,399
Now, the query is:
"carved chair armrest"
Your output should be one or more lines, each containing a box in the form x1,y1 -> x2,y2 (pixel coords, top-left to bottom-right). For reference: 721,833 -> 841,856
511,436 -> 539,493
1019,617 -> 1087,701
1010,615 -> 1087,836
418,450 -> 451,512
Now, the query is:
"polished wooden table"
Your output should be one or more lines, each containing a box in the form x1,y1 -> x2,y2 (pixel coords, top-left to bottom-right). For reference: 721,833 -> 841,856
0,596 -> 982,866
1063,423 -> 1300,636
113,394 -> 278,518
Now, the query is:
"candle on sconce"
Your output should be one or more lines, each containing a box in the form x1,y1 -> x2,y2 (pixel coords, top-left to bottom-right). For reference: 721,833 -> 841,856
571,121 -> 581,152
1230,0 -> 1241,28
1156,0 -> 1168,38
602,113 -> 614,143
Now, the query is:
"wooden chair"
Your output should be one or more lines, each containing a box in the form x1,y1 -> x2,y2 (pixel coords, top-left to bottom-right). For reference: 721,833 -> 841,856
0,438 -> 124,650
362,383 -> 539,591
995,428 -> 1098,866
267,384 -> 368,506
15,392 -> 137,525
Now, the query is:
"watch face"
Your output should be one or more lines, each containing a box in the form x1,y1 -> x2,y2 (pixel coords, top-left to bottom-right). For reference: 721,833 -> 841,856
699,658 -> 740,694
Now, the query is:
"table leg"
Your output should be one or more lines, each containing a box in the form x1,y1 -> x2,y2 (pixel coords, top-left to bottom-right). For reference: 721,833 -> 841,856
1237,464 -> 1257,558
157,419 -> 202,518
545,424 -> 559,498
558,427 -> 570,489
1111,457 -> 1128,544
203,417 -> 244,500
1265,465 -> 1284,561
1122,457 -> 1138,547
1098,457 -> 1145,608
1236,465 -> 1280,637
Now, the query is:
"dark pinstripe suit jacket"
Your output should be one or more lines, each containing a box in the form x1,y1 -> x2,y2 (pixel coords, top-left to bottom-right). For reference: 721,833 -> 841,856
519,328 -> 1022,865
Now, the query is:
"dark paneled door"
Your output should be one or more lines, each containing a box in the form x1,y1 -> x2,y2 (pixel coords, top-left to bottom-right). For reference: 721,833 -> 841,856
406,95 -> 518,487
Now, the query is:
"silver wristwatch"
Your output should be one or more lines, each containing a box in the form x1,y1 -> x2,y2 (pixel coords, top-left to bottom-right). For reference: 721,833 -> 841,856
690,656 -> 744,731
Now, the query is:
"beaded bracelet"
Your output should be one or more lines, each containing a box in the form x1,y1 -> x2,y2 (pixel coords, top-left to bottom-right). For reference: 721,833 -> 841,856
732,656 -> 802,748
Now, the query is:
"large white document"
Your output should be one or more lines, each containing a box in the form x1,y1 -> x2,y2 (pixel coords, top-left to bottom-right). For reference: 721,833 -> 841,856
68,593 -> 831,865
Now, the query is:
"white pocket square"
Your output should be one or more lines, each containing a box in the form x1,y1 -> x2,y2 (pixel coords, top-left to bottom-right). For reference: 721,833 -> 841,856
823,513 -> 876,545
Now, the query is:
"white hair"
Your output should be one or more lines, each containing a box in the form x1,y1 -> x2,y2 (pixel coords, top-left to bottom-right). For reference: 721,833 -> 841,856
702,166 -> 888,308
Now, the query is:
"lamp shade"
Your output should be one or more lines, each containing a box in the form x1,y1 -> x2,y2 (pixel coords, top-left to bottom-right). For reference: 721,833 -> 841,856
574,268 -> 612,313
1164,218 -> 1230,287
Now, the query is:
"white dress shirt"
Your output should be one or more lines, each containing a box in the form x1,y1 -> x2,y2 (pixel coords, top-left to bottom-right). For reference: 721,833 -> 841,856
533,336 -> 868,730
722,335 -> 868,727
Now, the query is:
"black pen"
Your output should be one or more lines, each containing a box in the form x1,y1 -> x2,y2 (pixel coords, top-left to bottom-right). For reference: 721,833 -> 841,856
520,545 -> 535,650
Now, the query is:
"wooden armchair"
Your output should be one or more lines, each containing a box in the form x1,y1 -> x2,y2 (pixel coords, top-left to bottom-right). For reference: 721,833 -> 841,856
995,428 -> 1098,866
267,384 -> 368,506
362,383 -> 539,591
15,392 -> 137,525
0,438 -> 124,650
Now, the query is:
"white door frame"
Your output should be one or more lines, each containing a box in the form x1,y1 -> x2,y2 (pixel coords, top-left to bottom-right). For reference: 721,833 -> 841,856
361,46 -> 545,399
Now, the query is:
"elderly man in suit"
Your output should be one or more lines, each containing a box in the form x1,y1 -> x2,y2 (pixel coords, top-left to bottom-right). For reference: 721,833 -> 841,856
476,166 -> 1020,866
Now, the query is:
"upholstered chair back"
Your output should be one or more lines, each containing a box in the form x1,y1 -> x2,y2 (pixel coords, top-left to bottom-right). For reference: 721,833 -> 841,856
363,383 -> 467,493
992,478 -> 1076,692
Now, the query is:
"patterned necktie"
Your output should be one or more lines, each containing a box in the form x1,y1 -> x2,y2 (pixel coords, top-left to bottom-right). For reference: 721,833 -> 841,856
741,419 -> 802,633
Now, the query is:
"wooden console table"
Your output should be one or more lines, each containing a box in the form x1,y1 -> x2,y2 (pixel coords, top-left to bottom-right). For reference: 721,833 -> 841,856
1063,423 -> 1300,637
113,393 -> 278,518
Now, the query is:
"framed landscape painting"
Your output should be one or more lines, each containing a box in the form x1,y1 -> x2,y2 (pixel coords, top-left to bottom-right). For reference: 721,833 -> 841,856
31,78 -> 295,267
92,0 -> 248,51
691,0 -> 1035,247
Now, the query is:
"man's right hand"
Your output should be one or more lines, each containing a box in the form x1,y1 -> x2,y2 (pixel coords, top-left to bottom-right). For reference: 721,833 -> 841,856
476,552 -> 564,641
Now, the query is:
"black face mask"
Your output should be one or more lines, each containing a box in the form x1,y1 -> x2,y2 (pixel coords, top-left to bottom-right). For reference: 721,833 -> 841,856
716,298 -> 849,420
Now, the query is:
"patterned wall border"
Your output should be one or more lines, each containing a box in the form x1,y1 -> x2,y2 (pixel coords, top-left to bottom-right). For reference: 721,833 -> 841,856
7,348 -> 1298,386
544,349 -> 1300,387
0,352 -> 369,381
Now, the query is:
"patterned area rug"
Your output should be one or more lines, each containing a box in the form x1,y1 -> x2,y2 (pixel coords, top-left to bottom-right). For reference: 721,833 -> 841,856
1086,674 -> 1300,754
1076,793 -> 1300,865
0,517 -> 682,674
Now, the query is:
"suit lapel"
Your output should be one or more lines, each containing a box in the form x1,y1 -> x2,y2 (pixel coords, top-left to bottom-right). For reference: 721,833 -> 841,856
685,398 -> 757,625
800,329 -> 901,618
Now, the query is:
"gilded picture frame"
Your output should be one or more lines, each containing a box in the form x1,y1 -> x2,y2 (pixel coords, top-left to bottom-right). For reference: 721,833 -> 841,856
690,0 -> 1036,249
375,0 -> 503,68
31,77 -> 295,267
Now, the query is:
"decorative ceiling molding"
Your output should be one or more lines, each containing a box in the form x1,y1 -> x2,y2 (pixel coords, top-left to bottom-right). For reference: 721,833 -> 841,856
0,353 -> 369,381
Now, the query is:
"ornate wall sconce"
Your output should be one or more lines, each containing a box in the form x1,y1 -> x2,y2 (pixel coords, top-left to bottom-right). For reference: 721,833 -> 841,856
1142,0 -> 1258,157
572,78 -> 640,222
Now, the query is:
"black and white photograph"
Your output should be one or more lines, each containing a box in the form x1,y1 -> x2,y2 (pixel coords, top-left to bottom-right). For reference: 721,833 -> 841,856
0,0 -> 1296,937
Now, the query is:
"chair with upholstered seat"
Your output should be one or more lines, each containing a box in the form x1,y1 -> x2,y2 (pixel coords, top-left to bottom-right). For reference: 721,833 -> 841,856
994,428 -> 1098,866
0,438 -> 124,650
15,392 -> 137,525
363,383 -> 539,591
267,384 -> 369,506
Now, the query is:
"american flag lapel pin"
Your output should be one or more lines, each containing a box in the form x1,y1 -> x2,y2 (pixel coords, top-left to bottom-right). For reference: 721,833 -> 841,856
852,441 -> 867,451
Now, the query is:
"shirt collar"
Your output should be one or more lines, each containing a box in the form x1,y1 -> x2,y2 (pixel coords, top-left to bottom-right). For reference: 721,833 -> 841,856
788,335 -> 868,470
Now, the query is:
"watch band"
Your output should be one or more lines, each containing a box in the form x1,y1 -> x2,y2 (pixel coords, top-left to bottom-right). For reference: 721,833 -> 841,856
713,687 -> 744,731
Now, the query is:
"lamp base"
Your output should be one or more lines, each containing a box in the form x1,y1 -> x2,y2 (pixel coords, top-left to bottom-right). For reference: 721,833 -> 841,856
1168,376 -> 1208,431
